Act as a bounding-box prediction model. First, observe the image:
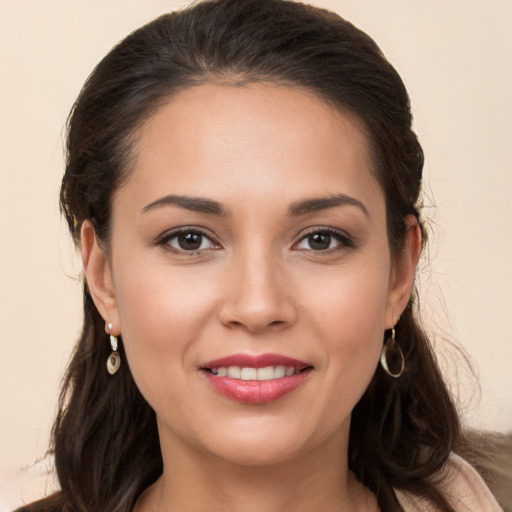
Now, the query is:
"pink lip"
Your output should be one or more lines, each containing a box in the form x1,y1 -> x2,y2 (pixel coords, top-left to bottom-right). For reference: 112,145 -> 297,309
202,353 -> 310,370
200,353 -> 313,404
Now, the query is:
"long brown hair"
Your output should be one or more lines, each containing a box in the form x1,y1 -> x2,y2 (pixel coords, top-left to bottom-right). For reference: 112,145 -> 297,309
18,1 -> 465,510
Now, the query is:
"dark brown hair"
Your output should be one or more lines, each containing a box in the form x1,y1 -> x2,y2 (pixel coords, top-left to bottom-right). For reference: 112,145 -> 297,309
18,1 -> 464,510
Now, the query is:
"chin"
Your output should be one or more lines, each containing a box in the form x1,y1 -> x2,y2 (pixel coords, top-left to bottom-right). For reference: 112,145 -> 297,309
215,438 -> 308,467
197,417 -> 333,468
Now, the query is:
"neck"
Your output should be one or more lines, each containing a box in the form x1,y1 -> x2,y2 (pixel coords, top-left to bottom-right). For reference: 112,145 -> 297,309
135,426 -> 378,512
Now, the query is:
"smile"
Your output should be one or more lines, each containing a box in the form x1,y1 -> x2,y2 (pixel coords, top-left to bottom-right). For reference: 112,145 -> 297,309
201,354 -> 313,404
210,365 -> 298,380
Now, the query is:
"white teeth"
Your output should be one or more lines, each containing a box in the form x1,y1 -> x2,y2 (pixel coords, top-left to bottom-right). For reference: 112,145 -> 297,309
241,367 -> 258,380
274,365 -> 286,378
212,365 -> 299,381
227,366 -> 241,378
257,366 -> 275,380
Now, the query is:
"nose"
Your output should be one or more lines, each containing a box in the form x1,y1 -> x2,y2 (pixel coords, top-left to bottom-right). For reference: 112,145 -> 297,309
218,249 -> 296,333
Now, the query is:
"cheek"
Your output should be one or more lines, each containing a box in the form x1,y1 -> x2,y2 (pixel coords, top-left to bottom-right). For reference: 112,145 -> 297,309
306,253 -> 390,337
111,258 -> 217,399
304,259 -> 390,399
324,293 -> 386,374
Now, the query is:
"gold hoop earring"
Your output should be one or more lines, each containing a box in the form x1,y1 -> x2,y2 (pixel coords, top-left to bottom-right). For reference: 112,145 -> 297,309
106,322 -> 121,375
380,326 -> 404,378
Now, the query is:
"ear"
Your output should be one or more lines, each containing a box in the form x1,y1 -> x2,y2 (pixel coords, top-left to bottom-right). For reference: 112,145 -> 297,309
385,215 -> 422,328
81,220 -> 120,334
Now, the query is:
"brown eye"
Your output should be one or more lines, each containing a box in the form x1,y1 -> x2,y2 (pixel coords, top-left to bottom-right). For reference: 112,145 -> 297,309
165,230 -> 216,252
177,232 -> 203,250
295,229 -> 353,252
308,233 -> 332,251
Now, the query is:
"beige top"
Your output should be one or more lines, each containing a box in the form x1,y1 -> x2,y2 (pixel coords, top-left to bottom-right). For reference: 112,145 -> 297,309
395,453 -> 503,511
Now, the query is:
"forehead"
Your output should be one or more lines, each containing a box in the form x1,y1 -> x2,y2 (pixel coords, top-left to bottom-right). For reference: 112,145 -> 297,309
119,83 -> 383,216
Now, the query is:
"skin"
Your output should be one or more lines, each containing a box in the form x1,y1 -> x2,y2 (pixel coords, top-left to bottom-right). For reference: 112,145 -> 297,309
82,83 -> 421,511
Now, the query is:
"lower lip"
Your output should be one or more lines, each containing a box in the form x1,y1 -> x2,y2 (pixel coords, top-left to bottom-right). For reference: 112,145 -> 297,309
203,370 -> 312,404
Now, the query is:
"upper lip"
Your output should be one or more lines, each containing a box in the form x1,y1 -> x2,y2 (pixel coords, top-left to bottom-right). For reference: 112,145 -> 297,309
201,353 -> 312,370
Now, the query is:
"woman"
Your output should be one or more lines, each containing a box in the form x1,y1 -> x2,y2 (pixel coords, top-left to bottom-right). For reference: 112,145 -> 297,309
14,0 -> 504,510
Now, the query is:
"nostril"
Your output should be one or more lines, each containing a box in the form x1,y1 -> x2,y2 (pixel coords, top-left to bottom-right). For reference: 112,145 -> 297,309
226,320 -> 244,329
269,319 -> 287,328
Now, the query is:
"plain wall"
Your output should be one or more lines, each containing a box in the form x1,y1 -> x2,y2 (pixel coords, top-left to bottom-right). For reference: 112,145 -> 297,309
1,0 -> 511,507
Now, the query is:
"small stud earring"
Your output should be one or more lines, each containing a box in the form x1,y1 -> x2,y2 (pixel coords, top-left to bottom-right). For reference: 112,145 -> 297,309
106,322 -> 121,375
380,325 -> 405,378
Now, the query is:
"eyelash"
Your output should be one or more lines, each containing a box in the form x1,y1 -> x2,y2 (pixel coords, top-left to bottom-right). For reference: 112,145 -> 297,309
156,228 -> 219,254
293,227 -> 355,253
155,226 -> 354,255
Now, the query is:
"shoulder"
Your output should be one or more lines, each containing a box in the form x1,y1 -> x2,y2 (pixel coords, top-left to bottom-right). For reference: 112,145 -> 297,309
440,453 -> 503,511
395,453 -> 503,512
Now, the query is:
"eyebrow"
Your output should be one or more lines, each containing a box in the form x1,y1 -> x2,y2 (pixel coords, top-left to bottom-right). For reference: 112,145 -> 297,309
288,194 -> 369,217
142,194 -> 229,216
142,193 -> 368,218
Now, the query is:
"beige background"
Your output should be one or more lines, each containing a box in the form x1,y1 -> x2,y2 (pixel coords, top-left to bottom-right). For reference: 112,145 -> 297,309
1,0 -> 511,508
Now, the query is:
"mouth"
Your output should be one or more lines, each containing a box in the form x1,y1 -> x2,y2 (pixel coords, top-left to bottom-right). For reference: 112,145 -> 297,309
208,365 -> 302,380
200,353 -> 313,404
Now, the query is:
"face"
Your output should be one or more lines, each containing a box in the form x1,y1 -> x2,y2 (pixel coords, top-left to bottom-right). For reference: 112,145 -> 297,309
85,83 -> 415,468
